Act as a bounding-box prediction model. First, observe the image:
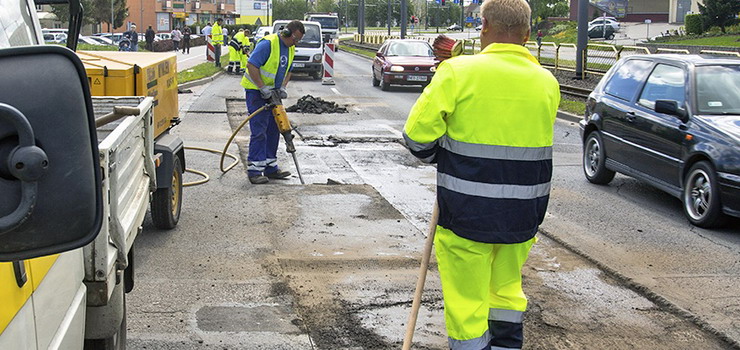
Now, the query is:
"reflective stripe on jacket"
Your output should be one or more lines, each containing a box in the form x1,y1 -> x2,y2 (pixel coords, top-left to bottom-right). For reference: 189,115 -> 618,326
212,23 -> 224,45
403,43 -> 560,244
240,34 -> 295,90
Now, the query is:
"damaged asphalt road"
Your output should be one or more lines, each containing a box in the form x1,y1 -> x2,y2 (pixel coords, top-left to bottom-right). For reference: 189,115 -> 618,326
124,52 -> 738,349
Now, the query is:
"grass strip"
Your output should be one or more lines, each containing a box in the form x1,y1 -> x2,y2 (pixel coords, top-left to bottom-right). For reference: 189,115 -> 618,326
339,44 -> 377,59
559,99 -> 586,116
178,55 -> 229,84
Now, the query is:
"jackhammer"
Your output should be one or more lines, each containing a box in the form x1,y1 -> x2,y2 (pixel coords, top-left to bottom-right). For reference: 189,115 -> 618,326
219,90 -> 305,184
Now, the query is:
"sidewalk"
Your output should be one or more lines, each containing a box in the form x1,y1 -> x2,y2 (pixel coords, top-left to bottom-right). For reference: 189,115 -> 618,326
174,44 -> 228,72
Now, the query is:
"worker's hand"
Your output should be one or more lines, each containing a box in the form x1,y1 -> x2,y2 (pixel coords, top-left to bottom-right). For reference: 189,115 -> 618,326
259,86 -> 272,99
278,87 -> 288,99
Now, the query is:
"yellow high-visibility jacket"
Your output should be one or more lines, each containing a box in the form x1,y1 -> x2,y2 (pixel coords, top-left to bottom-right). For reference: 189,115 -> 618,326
240,34 -> 295,90
212,23 -> 224,45
404,43 -> 560,243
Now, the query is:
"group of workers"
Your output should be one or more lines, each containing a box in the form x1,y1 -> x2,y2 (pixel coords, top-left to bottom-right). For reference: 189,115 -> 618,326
236,0 -> 559,348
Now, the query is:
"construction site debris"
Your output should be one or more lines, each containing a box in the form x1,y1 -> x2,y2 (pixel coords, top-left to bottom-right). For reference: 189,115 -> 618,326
286,95 -> 348,114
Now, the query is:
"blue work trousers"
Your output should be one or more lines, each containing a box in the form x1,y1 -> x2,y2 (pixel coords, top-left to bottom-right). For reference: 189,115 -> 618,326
246,89 -> 280,177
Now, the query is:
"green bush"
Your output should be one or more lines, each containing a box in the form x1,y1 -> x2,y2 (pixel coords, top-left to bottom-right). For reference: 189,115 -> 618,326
685,14 -> 703,35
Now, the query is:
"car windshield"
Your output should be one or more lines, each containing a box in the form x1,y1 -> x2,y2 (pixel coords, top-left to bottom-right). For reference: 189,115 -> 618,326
297,24 -> 321,48
696,65 -> 740,115
387,42 -> 433,57
310,17 -> 338,29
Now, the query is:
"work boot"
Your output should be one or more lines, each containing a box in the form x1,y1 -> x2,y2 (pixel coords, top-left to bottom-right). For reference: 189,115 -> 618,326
248,175 -> 269,184
265,170 -> 291,179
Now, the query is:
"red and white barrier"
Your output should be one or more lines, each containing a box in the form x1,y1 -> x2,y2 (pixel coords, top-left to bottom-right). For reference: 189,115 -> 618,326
322,43 -> 335,85
206,35 -> 215,62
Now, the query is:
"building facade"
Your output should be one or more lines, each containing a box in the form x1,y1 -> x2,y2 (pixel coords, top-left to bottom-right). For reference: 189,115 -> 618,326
124,0 -> 237,33
235,0 -> 273,26
569,0 -> 703,24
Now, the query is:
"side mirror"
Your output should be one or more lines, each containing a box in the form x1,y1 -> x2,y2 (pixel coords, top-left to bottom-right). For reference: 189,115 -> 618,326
0,46 -> 102,261
655,99 -> 689,123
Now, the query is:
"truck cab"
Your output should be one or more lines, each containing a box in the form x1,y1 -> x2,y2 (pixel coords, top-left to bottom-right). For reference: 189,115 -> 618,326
304,13 -> 339,51
272,20 -> 324,80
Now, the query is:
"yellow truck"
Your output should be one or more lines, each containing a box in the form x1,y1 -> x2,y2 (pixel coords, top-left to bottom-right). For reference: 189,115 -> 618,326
0,0 -> 184,348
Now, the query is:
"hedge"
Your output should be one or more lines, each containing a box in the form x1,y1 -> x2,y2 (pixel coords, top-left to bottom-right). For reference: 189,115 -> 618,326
685,14 -> 703,35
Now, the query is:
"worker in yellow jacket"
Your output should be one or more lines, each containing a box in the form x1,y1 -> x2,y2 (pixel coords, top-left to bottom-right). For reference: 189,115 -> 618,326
211,18 -> 224,67
227,28 -> 246,74
403,0 -> 560,348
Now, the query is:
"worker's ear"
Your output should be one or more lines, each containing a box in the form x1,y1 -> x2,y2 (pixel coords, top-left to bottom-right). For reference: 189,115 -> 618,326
523,28 -> 531,45
0,45 -> 102,261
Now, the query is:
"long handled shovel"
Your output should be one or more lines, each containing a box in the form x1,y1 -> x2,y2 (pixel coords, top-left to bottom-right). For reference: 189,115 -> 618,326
402,201 -> 439,350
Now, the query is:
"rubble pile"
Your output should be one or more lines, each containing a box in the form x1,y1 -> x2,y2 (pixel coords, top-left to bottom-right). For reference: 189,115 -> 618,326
286,95 -> 348,114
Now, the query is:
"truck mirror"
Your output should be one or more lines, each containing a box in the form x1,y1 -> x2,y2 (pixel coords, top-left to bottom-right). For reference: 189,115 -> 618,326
0,45 -> 103,261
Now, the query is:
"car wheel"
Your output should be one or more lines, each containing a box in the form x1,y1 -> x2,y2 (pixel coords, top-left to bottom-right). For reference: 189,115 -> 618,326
583,131 -> 615,184
380,77 -> 390,91
311,69 -> 322,80
372,70 -> 380,87
682,161 -> 725,228
607,33 -> 615,40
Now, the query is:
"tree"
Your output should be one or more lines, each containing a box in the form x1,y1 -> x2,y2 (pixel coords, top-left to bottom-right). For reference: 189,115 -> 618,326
274,0 -> 310,21
50,0 -> 98,27
314,0 -> 339,13
87,0 -> 128,31
698,0 -> 740,33
528,0 -> 569,28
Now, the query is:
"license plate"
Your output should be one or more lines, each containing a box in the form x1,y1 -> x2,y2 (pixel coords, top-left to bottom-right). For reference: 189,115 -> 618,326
292,62 -> 305,68
407,75 -> 427,82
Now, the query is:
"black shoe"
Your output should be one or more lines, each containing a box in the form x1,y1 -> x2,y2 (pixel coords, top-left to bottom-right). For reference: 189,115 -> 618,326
265,170 -> 291,179
248,175 -> 269,184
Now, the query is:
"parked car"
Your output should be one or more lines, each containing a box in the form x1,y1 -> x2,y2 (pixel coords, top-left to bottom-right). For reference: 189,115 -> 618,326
580,54 -> 740,227
372,39 -> 436,91
588,24 -> 615,40
86,35 -> 114,45
78,35 -> 106,45
475,24 -> 482,31
155,32 -> 171,41
43,32 -> 67,44
589,17 -> 620,31
446,24 -> 463,32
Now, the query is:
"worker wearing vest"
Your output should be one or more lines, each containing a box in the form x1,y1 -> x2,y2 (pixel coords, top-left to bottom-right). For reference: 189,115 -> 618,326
239,29 -> 252,74
241,20 -> 304,184
403,0 -> 560,348
212,18 -> 224,67
227,28 -> 246,74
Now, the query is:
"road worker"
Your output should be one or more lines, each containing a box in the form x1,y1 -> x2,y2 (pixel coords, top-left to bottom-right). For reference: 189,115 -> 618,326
227,28 -> 246,74
403,0 -> 560,348
240,29 -> 252,74
241,20 -> 305,184
212,18 -> 224,67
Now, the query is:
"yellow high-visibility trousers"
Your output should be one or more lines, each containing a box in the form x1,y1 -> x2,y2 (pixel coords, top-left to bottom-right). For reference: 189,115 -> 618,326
434,226 -> 536,350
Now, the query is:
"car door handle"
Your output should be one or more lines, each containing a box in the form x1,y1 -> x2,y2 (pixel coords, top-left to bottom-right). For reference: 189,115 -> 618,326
626,112 -> 636,122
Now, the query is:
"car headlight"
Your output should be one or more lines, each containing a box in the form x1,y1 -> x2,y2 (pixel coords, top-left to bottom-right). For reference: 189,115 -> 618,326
313,54 -> 322,62
390,65 -> 404,72
430,66 -> 436,72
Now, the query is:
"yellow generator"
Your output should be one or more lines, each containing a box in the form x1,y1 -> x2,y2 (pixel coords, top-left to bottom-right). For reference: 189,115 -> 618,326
77,50 -> 185,229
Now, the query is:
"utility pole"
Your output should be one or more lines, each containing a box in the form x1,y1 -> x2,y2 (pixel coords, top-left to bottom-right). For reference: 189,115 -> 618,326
425,0 -> 428,30
358,0 -> 365,43
110,0 -> 114,33
388,0 -> 392,35
400,0 -> 407,38
575,0 -> 588,79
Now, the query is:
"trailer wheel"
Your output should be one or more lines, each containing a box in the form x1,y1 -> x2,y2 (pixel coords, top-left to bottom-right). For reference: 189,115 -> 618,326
151,155 -> 182,229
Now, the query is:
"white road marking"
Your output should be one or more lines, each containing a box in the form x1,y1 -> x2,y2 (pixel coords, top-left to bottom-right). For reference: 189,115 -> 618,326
331,87 -> 341,95
379,124 -> 402,137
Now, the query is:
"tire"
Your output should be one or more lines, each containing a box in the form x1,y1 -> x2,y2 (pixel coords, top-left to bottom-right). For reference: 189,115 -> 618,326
372,70 -> 380,87
311,69 -> 322,80
682,161 -> 725,228
380,77 -> 390,91
583,131 -> 615,184
607,33 -> 615,40
151,154 -> 183,229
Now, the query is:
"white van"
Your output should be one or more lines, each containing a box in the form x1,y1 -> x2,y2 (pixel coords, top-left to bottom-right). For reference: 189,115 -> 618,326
272,20 -> 324,80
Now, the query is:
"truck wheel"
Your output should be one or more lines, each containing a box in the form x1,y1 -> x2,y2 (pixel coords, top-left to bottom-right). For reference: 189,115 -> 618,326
151,155 -> 182,229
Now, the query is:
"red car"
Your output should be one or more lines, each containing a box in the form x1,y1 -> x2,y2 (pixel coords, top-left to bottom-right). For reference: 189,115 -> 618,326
372,39 -> 436,91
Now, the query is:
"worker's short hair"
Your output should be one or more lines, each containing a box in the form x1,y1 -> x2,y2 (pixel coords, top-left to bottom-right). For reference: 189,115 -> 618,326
286,20 -> 305,35
481,0 -> 531,38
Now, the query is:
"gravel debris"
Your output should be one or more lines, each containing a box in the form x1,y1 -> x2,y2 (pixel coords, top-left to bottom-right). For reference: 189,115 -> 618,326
286,95 -> 349,114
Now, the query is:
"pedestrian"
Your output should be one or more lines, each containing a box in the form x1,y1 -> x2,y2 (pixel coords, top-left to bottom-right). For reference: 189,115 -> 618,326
201,22 -> 212,37
403,0 -> 560,348
227,28 -> 245,74
124,24 -> 139,51
145,25 -> 155,51
240,20 -> 305,184
212,18 -> 224,67
171,27 -> 182,52
536,29 -> 543,46
182,26 -> 191,54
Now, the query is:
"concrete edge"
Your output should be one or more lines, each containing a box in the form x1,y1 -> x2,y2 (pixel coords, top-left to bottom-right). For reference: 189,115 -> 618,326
178,70 -> 225,90
538,226 -> 740,349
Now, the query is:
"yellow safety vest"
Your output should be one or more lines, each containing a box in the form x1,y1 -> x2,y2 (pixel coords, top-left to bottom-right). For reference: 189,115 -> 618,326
404,43 -> 560,243
212,23 -> 223,45
240,34 -> 295,90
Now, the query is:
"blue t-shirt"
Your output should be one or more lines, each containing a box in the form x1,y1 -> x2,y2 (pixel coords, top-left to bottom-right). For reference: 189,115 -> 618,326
248,37 -> 293,88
